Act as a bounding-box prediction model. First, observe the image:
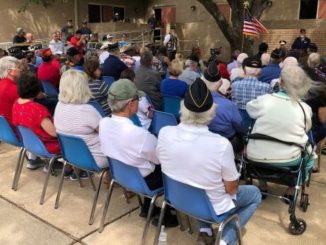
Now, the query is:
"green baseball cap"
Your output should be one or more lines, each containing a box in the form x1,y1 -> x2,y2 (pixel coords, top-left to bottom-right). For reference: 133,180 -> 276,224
108,79 -> 145,101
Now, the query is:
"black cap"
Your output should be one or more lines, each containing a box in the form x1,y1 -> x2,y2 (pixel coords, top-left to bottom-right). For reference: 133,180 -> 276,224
203,60 -> 221,83
188,54 -> 199,63
66,47 -> 79,57
279,40 -> 287,45
243,57 -> 262,68
271,48 -> 285,59
75,30 -> 82,35
184,78 -> 213,113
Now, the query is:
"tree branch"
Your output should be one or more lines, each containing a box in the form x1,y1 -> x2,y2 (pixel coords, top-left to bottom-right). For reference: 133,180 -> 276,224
197,0 -> 237,48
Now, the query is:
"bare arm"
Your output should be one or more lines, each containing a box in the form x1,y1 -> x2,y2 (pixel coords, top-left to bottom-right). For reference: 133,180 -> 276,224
40,117 -> 57,137
223,180 -> 238,196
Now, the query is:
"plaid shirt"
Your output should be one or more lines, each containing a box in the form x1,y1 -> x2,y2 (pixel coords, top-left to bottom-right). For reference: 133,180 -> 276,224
231,76 -> 272,109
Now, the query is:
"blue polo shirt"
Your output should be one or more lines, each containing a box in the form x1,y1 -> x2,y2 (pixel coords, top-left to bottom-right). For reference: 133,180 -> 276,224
209,92 -> 244,139
160,78 -> 188,98
102,55 -> 128,80
260,64 -> 281,84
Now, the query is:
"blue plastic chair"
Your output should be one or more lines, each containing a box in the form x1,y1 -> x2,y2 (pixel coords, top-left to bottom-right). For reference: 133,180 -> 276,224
99,158 -> 163,245
149,110 -> 178,136
42,81 -> 59,98
154,174 -> 242,245
0,116 -> 26,191
17,126 -> 61,205
239,109 -> 252,131
102,76 -> 115,87
55,133 -> 108,225
88,101 -> 106,117
130,114 -> 142,127
162,95 -> 181,120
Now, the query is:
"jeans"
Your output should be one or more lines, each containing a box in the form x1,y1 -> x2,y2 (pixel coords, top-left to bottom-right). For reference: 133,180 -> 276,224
198,185 -> 261,245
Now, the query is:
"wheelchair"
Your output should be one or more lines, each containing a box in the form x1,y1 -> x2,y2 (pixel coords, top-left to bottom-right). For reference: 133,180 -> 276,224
239,125 -> 312,235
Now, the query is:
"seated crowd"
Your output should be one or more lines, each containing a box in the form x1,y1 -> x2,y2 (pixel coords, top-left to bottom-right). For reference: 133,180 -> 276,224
0,26 -> 326,245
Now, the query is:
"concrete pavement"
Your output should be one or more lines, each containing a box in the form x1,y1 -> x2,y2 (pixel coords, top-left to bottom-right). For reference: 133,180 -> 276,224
0,143 -> 325,245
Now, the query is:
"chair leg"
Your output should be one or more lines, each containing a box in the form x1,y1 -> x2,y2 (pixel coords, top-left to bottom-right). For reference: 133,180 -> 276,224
153,201 -> 167,245
54,161 -> 67,209
89,170 -> 106,225
12,148 -> 26,191
215,214 -> 242,245
141,194 -> 158,245
73,166 -> 83,188
88,171 -> 96,191
40,158 -> 55,205
99,179 -> 115,233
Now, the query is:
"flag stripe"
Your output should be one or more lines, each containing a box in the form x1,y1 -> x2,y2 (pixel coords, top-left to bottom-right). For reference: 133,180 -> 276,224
243,10 -> 269,37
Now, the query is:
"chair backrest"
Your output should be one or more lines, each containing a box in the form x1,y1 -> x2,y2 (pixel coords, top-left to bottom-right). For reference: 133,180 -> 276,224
130,114 -> 142,127
42,81 -> 58,98
109,158 -> 152,195
163,174 -> 219,222
102,76 -> 115,87
0,116 -> 21,147
88,101 -> 105,117
239,109 -> 252,131
17,126 -> 53,158
162,95 -> 181,119
57,133 -> 102,172
149,110 -> 177,136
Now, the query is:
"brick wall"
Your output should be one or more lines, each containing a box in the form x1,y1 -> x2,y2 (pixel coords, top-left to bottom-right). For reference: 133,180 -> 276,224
262,29 -> 326,56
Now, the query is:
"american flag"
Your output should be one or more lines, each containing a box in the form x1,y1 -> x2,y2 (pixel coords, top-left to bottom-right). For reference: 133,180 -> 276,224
243,10 -> 269,37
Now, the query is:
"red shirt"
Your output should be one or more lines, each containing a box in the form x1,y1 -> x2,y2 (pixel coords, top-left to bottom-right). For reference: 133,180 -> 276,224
12,100 -> 60,154
0,78 -> 19,127
219,63 -> 230,80
70,36 -> 85,56
37,59 -> 61,87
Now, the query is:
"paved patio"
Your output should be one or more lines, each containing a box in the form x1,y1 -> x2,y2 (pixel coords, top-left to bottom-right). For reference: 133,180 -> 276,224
0,143 -> 325,245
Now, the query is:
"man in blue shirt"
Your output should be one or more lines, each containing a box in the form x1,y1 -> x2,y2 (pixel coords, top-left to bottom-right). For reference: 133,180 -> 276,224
202,60 -> 244,153
231,57 -> 272,129
260,48 -> 285,84
102,42 -> 128,80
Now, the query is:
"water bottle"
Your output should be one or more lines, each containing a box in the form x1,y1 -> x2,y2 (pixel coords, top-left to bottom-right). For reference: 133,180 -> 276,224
158,225 -> 167,245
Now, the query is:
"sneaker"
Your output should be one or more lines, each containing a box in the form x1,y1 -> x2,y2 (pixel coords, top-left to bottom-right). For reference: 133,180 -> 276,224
70,170 -> 90,181
197,232 -> 215,245
43,160 -> 64,173
26,157 -> 45,170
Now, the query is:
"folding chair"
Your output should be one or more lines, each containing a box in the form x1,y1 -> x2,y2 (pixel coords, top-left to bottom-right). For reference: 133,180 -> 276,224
149,110 -> 178,136
0,116 -> 26,191
162,95 -> 181,120
99,158 -> 163,245
17,126 -> 61,205
55,133 -> 108,225
154,174 -> 242,245
41,81 -> 59,98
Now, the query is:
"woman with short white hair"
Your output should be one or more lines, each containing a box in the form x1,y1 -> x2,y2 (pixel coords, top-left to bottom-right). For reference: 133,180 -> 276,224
230,53 -> 248,82
246,65 -> 313,200
54,69 -> 108,179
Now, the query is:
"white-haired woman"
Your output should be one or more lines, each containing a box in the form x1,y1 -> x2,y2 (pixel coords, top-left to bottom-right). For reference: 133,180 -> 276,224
230,53 -> 248,82
246,65 -> 313,201
54,70 -> 108,180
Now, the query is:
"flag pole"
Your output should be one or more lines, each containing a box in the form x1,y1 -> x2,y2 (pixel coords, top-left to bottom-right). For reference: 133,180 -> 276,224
241,1 -> 250,52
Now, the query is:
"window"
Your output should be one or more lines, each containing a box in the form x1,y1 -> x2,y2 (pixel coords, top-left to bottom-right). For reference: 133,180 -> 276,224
88,5 -> 101,23
88,4 -> 125,23
299,0 -> 318,19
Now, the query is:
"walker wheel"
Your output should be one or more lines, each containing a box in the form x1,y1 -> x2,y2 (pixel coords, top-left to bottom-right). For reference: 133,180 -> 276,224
288,218 -> 306,235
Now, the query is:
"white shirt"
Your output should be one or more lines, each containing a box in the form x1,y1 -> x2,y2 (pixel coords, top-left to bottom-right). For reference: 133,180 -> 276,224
49,39 -> 63,55
246,93 -> 312,163
99,115 -> 159,177
54,102 -> 108,168
99,51 -> 110,65
156,123 -> 239,215
137,97 -> 152,129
